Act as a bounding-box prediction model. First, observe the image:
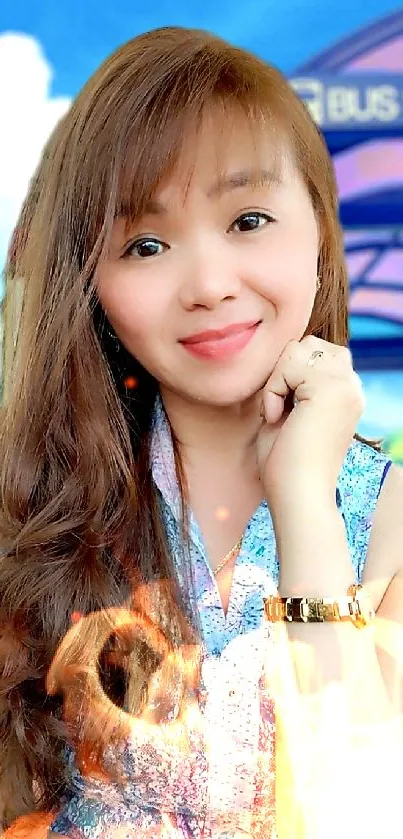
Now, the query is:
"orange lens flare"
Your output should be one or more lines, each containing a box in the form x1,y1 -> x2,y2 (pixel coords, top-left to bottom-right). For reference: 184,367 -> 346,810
4,583 -> 402,838
124,376 -> 138,390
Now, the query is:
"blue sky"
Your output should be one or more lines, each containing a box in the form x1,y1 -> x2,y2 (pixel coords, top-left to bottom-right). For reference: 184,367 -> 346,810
1,0 -> 401,280
1,0 -> 402,95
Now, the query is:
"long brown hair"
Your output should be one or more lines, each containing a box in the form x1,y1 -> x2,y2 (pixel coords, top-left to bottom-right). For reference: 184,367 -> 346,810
1,25 -> 356,829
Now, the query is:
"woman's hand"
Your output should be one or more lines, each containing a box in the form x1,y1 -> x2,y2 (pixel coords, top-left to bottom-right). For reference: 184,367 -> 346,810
256,336 -> 365,510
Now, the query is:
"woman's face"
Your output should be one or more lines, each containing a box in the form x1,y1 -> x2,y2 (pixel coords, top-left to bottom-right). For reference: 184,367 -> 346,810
96,110 -> 319,407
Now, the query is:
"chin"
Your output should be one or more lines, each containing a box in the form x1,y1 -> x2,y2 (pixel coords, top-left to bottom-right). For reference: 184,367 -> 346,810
160,347 -> 277,408
176,375 -> 266,409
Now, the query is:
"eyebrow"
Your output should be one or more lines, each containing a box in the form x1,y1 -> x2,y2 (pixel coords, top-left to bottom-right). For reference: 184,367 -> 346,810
142,168 -> 282,216
207,168 -> 282,198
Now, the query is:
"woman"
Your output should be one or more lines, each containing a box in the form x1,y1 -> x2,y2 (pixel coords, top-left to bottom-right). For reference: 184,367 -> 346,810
1,25 -> 402,839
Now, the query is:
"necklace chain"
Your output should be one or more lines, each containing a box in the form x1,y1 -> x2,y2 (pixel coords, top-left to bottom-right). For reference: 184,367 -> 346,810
212,537 -> 243,577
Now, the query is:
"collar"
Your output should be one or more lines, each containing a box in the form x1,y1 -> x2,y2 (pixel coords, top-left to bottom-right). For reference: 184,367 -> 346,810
149,393 -> 182,521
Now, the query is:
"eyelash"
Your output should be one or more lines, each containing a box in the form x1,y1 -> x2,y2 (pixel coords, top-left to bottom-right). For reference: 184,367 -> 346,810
122,211 -> 276,260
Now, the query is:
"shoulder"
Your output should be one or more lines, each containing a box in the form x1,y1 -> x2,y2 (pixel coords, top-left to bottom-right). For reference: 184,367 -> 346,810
340,437 -> 391,496
339,438 -> 403,606
337,438 -> 392,582
368,459 -> 403,580
338,437 -> 391,527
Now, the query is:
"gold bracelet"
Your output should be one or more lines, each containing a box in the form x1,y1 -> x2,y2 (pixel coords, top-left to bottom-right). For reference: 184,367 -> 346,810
263,584 -> 375,629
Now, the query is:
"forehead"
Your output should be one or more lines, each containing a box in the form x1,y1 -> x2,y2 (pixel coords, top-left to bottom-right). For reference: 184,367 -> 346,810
114,103 -> 304,237
156,106 -> 295,200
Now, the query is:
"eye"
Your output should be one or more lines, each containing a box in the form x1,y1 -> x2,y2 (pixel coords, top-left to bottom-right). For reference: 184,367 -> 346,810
230,212 -> 275,233
123,238 -> 168,259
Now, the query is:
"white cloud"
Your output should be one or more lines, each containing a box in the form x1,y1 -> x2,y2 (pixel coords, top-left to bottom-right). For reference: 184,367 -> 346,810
0,32 -> 72,287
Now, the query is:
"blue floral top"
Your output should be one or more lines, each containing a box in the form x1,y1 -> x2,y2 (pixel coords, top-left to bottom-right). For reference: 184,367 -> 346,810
49,398 -> 391,838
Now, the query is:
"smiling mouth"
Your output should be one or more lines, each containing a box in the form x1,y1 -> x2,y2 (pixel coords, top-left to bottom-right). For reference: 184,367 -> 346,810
180,321 -> 261,360
181,320 -> 260,342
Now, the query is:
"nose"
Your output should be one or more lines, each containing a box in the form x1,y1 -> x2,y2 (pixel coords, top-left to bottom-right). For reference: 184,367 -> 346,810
178,239 -> 241,310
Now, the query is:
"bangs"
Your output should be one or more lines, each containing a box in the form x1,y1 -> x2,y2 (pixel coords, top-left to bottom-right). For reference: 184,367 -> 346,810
112,71 -> 291,236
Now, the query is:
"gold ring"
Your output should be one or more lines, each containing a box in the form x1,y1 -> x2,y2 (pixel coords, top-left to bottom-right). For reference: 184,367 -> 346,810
307,349 -> 324,367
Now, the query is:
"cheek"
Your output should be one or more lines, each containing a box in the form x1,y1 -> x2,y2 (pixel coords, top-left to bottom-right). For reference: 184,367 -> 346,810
259,221 -> 318,305
281,216 -> 319,278
97,269 -> 167,349
257,254 -> 317,310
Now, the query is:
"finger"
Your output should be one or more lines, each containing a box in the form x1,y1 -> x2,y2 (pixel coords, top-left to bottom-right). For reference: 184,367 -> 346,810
260,338 -> 354,425
264,339 -> 348,405
261,341 -> 303,422
261,391 -> 285,424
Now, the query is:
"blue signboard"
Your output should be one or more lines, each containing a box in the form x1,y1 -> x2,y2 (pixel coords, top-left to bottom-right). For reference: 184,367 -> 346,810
290,74 -> 403,131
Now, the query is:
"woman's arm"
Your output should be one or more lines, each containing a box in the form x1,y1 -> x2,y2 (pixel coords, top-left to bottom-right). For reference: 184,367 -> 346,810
265,465 -> 403,839
257,337 -> 403,716
271,463 -> 403,711
257,337 -> 403,835
364,464 -> 403,710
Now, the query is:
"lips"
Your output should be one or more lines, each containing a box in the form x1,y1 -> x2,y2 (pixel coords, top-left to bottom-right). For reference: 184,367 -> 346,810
180,321 -> 260,345
179,321 -> 261,361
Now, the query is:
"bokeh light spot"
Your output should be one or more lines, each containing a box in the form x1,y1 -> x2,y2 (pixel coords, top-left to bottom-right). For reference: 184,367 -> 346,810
215,506 -> 230,521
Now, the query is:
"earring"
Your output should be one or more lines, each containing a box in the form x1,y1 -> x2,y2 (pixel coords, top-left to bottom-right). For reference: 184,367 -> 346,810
316,275 -> 322,291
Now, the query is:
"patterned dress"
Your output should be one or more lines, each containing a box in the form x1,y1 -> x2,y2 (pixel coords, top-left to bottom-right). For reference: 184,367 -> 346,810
49,398 -> 391,838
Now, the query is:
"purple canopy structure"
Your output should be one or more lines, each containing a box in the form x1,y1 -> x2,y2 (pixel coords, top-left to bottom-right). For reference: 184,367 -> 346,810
288,10 -> 403,369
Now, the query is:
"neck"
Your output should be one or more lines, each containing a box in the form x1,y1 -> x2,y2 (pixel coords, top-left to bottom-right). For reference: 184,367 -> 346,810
159,386 -> 265,472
